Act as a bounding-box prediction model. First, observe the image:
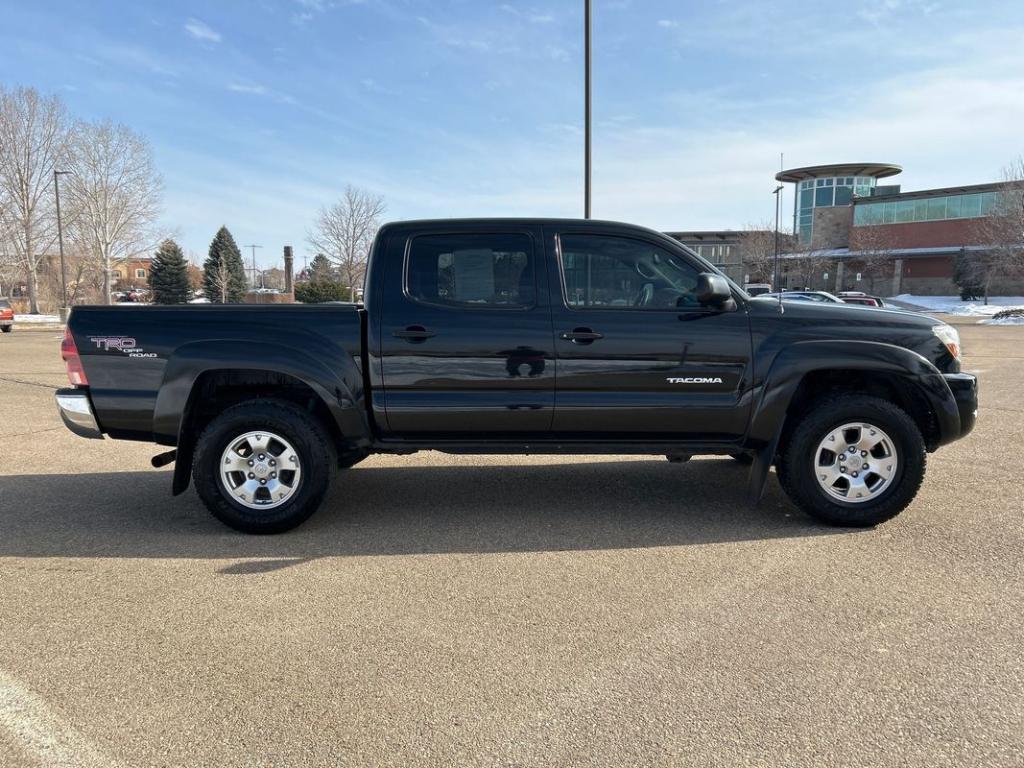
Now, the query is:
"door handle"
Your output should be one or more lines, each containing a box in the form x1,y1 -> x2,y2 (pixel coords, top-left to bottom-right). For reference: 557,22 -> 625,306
560,327 -> 603,344
393,325 -> 435,342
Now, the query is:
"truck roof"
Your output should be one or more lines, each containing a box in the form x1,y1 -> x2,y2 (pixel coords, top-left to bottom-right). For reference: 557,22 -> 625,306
378,217 -> 670,237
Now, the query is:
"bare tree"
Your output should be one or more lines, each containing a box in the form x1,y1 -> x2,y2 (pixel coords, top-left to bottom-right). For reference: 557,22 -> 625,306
205,255 -> 232,304
737,222 -> 777,285
307,185 -> 385,302
65,120 -> 162,304
964,158 -> 1024,303
0,86 -> 72,313
849,225 -> 894,294
784,247 -> 831,291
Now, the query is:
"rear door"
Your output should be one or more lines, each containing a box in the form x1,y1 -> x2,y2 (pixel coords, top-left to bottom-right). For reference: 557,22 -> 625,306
378,225 -> 555,435
545,227 -> 752,441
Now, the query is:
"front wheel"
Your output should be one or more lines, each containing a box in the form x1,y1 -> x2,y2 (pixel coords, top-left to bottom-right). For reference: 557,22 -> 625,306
0,326 -> 11,333
777,395 -> 926,527
193,399 -> 336,534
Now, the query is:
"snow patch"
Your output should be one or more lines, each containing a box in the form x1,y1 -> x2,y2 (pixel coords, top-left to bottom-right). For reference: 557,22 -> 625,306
13,314 -> 62,324
889,294 -> 1024,317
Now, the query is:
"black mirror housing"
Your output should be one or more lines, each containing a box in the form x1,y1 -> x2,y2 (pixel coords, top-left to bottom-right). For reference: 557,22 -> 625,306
695,273 -> 733,307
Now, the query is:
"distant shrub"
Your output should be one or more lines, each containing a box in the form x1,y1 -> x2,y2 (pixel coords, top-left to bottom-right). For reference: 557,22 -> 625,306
294,280 -> 351,304
991,307 -> 1024,320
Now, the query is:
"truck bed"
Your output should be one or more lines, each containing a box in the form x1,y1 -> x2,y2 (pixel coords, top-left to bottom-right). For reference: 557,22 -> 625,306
68,304 -> 366,442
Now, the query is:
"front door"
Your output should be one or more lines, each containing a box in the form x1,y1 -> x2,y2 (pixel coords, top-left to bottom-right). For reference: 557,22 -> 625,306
546,228 -> 752,442
379,226 -> 555,435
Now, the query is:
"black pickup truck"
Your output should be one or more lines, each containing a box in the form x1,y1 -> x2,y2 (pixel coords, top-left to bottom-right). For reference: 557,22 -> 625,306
56,219 -> 977,533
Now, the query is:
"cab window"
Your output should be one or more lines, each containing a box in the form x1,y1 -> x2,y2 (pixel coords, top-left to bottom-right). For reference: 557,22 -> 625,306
406,233 -> 534,308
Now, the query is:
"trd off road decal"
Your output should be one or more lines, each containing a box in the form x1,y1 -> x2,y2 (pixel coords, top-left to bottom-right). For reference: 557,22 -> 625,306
89,337 -> 158,358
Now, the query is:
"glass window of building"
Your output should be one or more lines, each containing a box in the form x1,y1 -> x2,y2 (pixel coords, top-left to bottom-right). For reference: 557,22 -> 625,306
854,190 -> 1001,226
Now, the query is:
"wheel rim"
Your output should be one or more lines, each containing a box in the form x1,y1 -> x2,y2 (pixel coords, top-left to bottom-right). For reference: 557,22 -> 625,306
813,422 -> 898,503
219,431 -> 302,510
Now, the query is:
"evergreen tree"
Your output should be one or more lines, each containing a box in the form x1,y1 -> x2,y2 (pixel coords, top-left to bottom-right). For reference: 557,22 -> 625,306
310,253 -> 333,281
148,239 -> 192,304
203,226 -> 248,303
952,247 -> 983,301
294,280 -> 350,303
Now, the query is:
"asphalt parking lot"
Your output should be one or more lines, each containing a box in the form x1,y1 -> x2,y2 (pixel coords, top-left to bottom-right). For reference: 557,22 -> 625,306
0,318 -> 1021,767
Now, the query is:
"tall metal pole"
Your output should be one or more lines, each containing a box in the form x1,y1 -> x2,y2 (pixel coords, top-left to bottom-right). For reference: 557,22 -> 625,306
54,170 -> 69,309
584,0 -> 592,219
244,244 -> 262,288
773,185 -> 784,309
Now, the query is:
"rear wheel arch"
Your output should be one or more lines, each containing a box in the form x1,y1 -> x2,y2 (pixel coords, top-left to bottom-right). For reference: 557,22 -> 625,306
171,368 -> 365,495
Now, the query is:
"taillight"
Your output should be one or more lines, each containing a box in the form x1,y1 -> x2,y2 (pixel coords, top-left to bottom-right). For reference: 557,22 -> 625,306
61,327 -> 89,386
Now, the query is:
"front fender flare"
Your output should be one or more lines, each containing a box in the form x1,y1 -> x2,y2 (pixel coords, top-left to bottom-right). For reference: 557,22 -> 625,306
745,340 -> 957,502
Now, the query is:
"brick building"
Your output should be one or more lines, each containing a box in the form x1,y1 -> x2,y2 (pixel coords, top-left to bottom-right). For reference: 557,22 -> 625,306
773,163 -> 1022,296
666,230 -> 797,286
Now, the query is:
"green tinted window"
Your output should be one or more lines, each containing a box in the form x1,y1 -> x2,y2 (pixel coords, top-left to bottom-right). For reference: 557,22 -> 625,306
926,197 -> 946,220
815,187 -> 834,207
961,194 -> 981,217
833,186 -> 852,206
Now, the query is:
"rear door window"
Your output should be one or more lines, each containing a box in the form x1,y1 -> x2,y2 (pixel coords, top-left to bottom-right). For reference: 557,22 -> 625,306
406,233 -> 534,308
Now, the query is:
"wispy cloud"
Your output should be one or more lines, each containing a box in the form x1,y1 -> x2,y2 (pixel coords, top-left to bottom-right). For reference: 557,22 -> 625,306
227,82 -> 267,95
656,19 -> 678,29
184,18 -> 221,43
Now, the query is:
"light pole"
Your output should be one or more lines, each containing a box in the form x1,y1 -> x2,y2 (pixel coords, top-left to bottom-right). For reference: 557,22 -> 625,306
53,169 -> 71,312
584,0 -> 592,219
244,244 -> 262,289
773,184 -> 784,305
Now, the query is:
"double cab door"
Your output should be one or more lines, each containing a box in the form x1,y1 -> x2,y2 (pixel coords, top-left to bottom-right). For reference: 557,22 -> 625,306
377,223 -> 555,434
376,224 -> 752,442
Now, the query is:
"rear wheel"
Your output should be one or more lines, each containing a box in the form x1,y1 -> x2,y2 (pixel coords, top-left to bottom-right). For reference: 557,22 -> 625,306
1,326 -> 11,333
777,395 -> 925,527
193,399 -> 336,534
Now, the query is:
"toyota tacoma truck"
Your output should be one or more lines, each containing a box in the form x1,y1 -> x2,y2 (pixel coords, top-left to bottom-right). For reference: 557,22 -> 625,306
55,219 -> 977,533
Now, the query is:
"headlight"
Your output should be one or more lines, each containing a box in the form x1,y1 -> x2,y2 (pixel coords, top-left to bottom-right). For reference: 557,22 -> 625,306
932,323 -> 961,361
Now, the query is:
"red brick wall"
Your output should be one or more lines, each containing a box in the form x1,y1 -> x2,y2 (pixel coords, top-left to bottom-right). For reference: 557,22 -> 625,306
900,256 -> 952,278
849,218 -> 983,250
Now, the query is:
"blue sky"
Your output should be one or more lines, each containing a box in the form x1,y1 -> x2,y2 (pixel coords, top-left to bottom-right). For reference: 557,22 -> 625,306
2,0 -> 1023,268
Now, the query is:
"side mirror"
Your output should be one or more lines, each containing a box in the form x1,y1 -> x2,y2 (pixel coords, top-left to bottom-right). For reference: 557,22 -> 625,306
695,273 -> 733,308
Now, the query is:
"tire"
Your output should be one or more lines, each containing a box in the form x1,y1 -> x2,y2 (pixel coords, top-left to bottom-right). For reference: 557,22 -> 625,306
192,399 -> 336,534
0,326 -> 11,333
777,394 -> 926,527
730,452 -> 753,465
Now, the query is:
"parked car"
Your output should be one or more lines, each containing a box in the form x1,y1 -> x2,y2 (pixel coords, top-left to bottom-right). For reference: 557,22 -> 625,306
762,291 -> 845,303
743,282 -> 772,296
841,295 -> 885,307
56,218 -> 977,534
0,297 -> 13,332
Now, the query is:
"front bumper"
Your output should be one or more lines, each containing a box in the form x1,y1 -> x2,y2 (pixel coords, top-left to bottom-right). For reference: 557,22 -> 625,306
943,372 -> 978,439
55,388 -> 104,439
